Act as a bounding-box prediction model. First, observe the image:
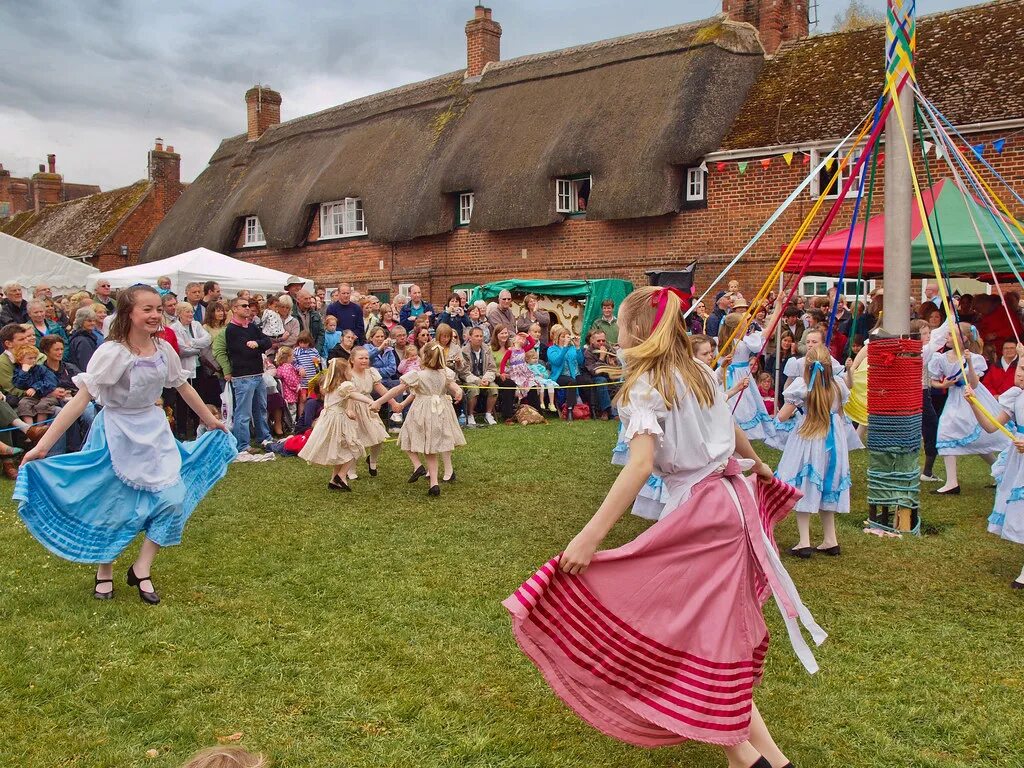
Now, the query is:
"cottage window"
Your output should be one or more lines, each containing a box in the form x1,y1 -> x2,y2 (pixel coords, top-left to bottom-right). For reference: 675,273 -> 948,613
244,216 -> 265,246
685,167 -> 706,202
810,149 -> 863,200
457,192 -> 474,226
801,275 -> 876,299
320,198 -> 367,238
556,175 -> 591,215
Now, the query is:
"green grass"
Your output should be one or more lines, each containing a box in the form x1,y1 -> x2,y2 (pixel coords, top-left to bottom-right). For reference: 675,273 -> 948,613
1,422 -> 1023,767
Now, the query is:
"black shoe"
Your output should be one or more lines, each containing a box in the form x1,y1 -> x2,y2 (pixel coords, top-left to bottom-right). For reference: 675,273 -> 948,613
816,545 -> 841,556
1011,580 -> 1024,590
366,456 -> 378,477
788,546 -> 814,559
408,465 -> 426,483
93,577 -> 114,600
328,477 -> 351,492
442,470 -> 456,483
933,485 -> 961,495
428,484 -> 441,497
126,565 -> 160,605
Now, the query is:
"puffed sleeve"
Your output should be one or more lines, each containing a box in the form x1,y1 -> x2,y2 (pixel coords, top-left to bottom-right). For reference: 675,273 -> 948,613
617,374 -> 668,443
742,331 -> 764,354
783,378 -> 808,408
998,386 -> 1023,412
971,353 -> 989,376
400,370 -> 421,390
927,352 -> 945,380
159,339 -> 189,388
336,381 -> 355,399
443,367 -> 456,382
783,356 -> 802,379
71,342 -> 134,394
368,367 -> 382,384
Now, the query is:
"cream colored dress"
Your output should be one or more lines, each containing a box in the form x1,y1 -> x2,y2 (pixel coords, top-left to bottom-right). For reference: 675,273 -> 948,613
398,368 -> 467,454
350,367 -> 389,447
298,382 -> 366,466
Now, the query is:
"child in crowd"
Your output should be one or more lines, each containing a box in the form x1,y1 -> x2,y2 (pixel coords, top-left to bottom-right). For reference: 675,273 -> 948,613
156,276 -> 172,296
321,314 -> 342,359
297,357 -> 375,492
501,332 -> 537,400
374,341 -> 465,496
775,345 -> 853,558
12,344 -> 66,422
274,346 -> 302,422
398,343 -> 421,375
292,332 -> 321,388
526,348 -> 557,411
757,371 -> 775,416
195,404 -> 221,437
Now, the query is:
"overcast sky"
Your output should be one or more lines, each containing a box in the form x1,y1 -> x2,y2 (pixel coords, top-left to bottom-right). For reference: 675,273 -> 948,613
0,0 -> 969,189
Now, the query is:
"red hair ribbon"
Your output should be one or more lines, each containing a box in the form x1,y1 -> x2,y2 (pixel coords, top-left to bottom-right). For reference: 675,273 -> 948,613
651,286 -> 693,330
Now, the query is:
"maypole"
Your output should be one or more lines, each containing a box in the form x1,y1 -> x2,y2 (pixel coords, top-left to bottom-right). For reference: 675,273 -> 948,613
866,0 -> 923,533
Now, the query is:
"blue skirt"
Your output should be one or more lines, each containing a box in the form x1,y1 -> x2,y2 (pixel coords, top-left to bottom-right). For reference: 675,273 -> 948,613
13,411 -> 237,564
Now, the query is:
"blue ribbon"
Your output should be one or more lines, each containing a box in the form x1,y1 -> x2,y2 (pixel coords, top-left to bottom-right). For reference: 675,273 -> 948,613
726,360 -> 749,390
823,415 -> 839,499
807,360 -> 824,390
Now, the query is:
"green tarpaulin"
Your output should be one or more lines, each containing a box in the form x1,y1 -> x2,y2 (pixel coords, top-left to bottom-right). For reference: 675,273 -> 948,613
469,278 -> 633,338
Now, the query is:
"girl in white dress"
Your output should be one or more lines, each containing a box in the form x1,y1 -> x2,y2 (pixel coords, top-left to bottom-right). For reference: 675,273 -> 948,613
929,322 -> 1010,494
716,312 -> 778,443
966,362 -> 1024,588
775,345 -> 852,558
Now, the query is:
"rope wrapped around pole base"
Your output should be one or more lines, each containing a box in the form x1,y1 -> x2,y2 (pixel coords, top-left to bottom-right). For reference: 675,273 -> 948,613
866,337 -> 923,534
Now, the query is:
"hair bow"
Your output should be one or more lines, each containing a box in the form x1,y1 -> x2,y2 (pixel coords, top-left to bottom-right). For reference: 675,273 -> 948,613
651,286 -> 693,330
808,360 -> 824,389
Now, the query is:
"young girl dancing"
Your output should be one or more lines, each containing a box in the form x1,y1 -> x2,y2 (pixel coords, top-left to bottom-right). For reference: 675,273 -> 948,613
374,341 -> 465,496
717,311 -> 779,442
15,285 -> 236,604
505,286 -> 823,768
775,346 -> 853,558
929,322 -> 1010,494
298,357 -> 375,492
348,347 -> 392,478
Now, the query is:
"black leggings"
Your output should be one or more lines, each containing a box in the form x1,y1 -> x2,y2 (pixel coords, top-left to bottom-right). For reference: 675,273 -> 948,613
556,375 -> 578,408
497,376 -> 541,420
921,387 -> 939,458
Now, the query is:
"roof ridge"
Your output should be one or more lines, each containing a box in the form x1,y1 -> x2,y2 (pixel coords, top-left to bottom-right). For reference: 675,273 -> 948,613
34,178 -> 149,213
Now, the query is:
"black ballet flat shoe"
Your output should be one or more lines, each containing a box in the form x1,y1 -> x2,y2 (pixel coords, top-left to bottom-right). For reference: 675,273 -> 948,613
126,565 -> 160,605
816,545 -> 841,556
366,456 -> 378,477
408,466 -> 427,484
93,577 -> 114,600
747,758 -> 772,768
428,484 -> 441,497
328,477 -> 351,492
933,485 -> 961,495
442,470 -> 456,483
1011,580 -> 1024,590
788,546 -> 814,559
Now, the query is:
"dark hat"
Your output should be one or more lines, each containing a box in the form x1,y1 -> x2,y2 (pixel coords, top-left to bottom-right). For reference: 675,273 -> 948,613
715,290 -> 727,301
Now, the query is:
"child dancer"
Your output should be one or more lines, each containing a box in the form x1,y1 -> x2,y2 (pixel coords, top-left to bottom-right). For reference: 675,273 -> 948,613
526,348 -> 557,411
505,286 -> 822,768
500,332 -> 537,400
15,285 -> 236,604
929,322 -> 1010,494
775,346 -> 853,558
374,341 -> 465,496
717,311 -> 779,442
297,357 -> 374,492
348,347 -> 391,478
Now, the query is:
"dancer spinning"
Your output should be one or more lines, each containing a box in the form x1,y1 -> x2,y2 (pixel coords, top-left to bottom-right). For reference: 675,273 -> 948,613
716,309 -> 780,442
375,341 -> 465,496
929,322 -> 1010,494
14,285 -> 236,604
348,347 -> 391,477
775,346 -> 852,558
505,286 -> 823,768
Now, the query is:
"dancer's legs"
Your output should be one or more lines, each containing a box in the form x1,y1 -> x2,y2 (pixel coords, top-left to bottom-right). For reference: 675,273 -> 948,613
131,537 -> 161,592
746,701 -> 789,767
795,512 -> 812,549
96,562 -> 114,595
406,450 -> 422,471
368,443 -> 381,469
818,511 -> 838,549
441,451 -> 454,479
938,455 -> 958,492
424,453 -> 439,486
723,740 -> 764,768
1015,563 -> 1024,586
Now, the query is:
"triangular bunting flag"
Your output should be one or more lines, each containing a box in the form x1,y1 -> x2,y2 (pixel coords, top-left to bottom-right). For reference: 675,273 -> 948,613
993,138 -> 1007,154
972,143 -> 985,159
877,153 -> 885,166
783,151 -> 794,166
698,161 -> 709,173
936,145 -> 944,160
737,161 -> 748,175
802,154 -> 810,165
923,140 -> 934,155
760,157 -> 772,170
824,157 -> 835,172
716,161 -> 727,172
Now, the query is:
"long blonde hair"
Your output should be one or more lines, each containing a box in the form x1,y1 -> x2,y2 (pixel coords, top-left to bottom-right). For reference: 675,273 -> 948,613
798,345 -> 836,439
320,357 -> 352,395
717,312 -> 744,358
617,287 -> 715,410
957,321 -> 981,355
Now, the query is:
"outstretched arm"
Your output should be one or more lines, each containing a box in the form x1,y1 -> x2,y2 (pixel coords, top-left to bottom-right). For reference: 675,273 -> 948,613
176,381 -> 228,432
732,425 -> 774,481
963,384 -> 1010,433
20,386 -> 93,462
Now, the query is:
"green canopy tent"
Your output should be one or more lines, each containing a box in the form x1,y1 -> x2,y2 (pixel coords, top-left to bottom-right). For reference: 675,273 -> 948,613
469,278 -> 634,339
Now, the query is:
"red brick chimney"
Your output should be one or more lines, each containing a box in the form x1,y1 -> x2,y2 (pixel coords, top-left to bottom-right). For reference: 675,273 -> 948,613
31,155 -> 64,212
148,138 -> 183,215
0,164 -> 11,218
722,0 -> 808,54
245,85 -> 282,142
465,5 -> 501,78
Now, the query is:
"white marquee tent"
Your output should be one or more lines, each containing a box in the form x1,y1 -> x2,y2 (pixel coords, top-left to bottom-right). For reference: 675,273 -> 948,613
88,248 -> 313,296
0,231 -> 99,295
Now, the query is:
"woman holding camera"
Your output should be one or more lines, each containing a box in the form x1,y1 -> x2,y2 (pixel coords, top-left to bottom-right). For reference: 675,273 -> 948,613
516,293 -> 551,345
547,324 -> 584,421
437,294 -> 472,342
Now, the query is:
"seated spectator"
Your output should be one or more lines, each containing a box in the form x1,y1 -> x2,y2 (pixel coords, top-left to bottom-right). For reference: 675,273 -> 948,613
27,299 -> 67,348
546,324 -> 584,420
327,329 -> 358,361
91,302 -> 110,341
437,294 -> 472,342
410,324 -> 432,354
380,303 -> 398,334
462,326 -> 497,426
12,343 -> 64,424
0,282 -> 29,325
491,326 -> 517,421
67,308 -> 100,372
466,304 -> 491,344
526,347 -> 558,412
366,326 -> 398,383
435,322 -> 469,422
579,329 -> 616,420
37,333 -> 96,453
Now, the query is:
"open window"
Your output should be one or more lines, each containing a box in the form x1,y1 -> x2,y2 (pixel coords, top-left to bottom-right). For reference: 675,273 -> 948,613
456,192 -> 474,226
556,175 -> 591,215
810,149 -> 864,200
243,215 -> 265,247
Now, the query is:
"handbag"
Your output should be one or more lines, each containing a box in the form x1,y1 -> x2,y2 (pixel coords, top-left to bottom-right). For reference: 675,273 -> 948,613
514,404 -> 546,425
560,402 -> 591,420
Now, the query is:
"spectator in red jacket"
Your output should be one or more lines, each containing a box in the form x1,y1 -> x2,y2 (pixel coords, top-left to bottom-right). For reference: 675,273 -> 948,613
983,339 -> 1021,397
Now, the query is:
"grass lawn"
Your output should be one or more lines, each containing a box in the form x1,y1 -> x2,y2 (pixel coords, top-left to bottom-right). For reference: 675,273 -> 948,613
1,421 -> 1023,768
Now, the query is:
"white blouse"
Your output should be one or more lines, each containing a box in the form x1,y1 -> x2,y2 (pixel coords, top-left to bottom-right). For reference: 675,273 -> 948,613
171,319 -> 212,378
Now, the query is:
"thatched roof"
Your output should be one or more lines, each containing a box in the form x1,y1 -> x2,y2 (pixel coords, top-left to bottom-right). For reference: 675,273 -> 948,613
142,15 -> 762,260
721,0 -> 1024,150
0,181 -> 151,258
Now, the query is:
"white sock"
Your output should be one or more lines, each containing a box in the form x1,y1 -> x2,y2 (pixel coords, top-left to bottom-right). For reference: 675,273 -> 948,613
1016,564 -> 1024,584
13,419 -> 30,432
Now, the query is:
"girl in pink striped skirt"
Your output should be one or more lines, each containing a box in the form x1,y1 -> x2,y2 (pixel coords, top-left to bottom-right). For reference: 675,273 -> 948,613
504,286 -> 825,768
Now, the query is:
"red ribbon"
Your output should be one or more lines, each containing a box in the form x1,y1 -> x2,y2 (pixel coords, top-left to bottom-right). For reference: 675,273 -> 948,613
651,286 -> 693,330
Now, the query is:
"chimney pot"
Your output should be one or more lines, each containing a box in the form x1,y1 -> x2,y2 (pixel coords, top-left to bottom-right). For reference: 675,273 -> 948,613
47,154 -> 56,174
38,164 -> 45,173
155,138 -> 164,151
166,145 -> 174,153
465,5 -> 501,78
245,85 -> 283,142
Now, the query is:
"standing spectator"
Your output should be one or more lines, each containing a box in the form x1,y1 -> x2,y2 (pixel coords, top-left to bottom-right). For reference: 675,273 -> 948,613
224,297 -> 273,454
195,281 -> 221,324
294,290 -> 325,353
580,329 -> 615,420
398,284 -> 434,332
462,326 -> 497,426
67,308 -> 100,373
91,303 -> 110,341
590,299 -> 619,346
486,290 -> 517,335
171,302 -> 212,438
362,295 -> 382,340
270,295 -> 300,351
32,284 -> 52,302
325,283 -> 366,342
283,276 -> 305,304
197,301 -> 228,406
321,315 -> 342,358
92,279 -> 115,314
437,294 -> 472,341
924,282 -> 941,307
0,282 -> 29,325
984,339 -> 1020,397
380,303 -> 398,334
781,305 -> 805,344
689,300 -> 710,335
516,294 -> 551,345
27,299 -> 67,348
546,324 -> 584,420
184,283 -> 203,313
704,292 -> 732,338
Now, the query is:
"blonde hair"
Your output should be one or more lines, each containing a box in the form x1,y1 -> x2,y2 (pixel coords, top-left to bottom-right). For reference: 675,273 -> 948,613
320,357 -> 352,394
798,345 -> 836,440
420,340 -> 446,370
958,321 -> 981,354
13,343 -> 38,362
717,313 -> 744,358
274,346 -> 293,365
179,745 -> 268,768
616,287 -> 715,409
434,322 -> 454,347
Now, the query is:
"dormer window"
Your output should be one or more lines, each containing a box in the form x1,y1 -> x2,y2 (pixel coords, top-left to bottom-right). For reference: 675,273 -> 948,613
320,198 -> 367,238
244,216 -> 265,246
810,149 -> 863,200
457,192 -> 474,226
685,167 -> 707,203
556,175 -> 591,215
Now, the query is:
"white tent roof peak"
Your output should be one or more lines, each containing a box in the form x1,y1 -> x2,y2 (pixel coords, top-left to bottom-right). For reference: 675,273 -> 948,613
0,231 -> 100,295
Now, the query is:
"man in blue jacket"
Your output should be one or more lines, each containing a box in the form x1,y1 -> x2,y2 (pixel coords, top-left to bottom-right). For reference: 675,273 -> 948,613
399,284 -> 434,331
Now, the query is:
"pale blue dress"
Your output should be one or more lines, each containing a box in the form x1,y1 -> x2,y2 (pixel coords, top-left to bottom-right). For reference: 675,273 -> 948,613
990,387 -> 1024,544
769,355 -> 861,452
723,331 -> 775,442
13,339 -> 236,563
929,352 -> 1010,456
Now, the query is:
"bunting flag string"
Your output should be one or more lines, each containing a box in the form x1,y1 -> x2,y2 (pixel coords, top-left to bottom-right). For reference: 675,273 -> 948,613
737,161 -> 748,174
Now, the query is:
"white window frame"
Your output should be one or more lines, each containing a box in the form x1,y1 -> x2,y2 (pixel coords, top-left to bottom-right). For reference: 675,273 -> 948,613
319,198 -> 367,239
458,192 -> 474,225
685,167 -> 706,202
244,216 -> 265,246
555,176 -> 591,214
801,275 -> 876,300
397,282 -> 416,300
810,148 -> 864,201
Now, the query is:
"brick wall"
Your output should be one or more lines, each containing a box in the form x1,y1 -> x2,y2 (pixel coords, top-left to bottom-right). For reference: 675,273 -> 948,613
229,127 -> 1024,307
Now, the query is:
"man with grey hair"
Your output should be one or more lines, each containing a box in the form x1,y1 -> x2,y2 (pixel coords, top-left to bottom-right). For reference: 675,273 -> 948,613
32,284 -> 52,301
486,290 -> 517,335
0,282 -> 28,326
93,278 -> 115,314
294,289 -> 325,351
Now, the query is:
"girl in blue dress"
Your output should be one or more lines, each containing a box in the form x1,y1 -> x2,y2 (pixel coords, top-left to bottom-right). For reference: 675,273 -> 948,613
15,285 -> 236,604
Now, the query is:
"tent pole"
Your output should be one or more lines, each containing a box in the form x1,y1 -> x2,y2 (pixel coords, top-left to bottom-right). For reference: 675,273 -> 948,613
775,272 -> 783,405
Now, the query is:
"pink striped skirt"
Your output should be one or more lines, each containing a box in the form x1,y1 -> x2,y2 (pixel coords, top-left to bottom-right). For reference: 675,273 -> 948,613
504,468 -> 805,747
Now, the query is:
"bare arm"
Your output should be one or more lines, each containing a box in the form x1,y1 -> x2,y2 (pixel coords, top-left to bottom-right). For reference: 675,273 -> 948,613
776,402 -> 797,423
20,387 -> 94,461
963,384 -> 1010,433
175,381 -> 228,432
733,425 -> 774,481
373,381 -> 409,408
447,380 -> 463,403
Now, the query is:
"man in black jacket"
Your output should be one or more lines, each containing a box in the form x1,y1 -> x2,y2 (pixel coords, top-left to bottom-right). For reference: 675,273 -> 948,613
0,282 -> 29,325
225,296 -> 272,453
